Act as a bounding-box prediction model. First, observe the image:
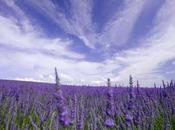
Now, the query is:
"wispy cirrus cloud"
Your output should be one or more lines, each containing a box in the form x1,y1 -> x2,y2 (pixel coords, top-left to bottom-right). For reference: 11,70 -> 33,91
99,0 -> 146,49
0,14 -> 84,60
24,0 -> 147,50
104,0 -> 175,86
0,0 -> 175,86
26,0 -> 97,49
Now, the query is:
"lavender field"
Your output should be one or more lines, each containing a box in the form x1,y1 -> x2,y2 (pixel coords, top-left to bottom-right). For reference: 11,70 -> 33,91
0,70 -> 175,130
1,0 -> 175,130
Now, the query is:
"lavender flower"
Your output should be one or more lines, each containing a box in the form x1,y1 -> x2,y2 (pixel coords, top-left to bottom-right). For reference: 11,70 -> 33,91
136,80 -> 140,96
125,113 -> 133,123
105,78 -> 115,128
76,98 -> 84,130
129,75 -> 135,99
76,112 -> 84,130
54,68 -> 71,127
71,94 -> 78,130
125,75 -> 135,129
162,80 -> 166,88
71,94 -> 77,124
105,118 -> 115,128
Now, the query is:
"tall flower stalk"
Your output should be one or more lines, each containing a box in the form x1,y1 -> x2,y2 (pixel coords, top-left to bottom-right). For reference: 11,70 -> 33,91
134,80 -> 141,129
76,97 -> 84,130
71,94 -> 77,130
71,94 -> 77,122
54,68 -> 71,127
105,78 -> 115,128
125,75 -> 134,130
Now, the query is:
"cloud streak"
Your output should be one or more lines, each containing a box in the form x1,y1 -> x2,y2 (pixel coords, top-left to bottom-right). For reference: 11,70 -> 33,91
25,0 -> 147,50
106,0 -> 175,86
0,0 -> 175,86
99,0 -> 146,49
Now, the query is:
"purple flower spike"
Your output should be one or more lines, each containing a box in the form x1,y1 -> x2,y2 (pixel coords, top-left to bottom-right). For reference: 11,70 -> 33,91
125,113 -> 133,123
105,78 -> 115,128
77,97 -> 84,130
105,118 -> 115,128
125,75 -> 135,128
54,68 -> 71,127
71,94 -> 77,124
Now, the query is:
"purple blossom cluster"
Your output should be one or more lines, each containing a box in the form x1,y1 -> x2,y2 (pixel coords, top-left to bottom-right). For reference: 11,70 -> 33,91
54,68 -> 72,127
104,78 -> 115,128
0,72 -> 175,129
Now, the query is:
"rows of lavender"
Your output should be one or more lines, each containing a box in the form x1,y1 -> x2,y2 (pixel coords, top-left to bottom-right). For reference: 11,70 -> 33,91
0,70 -> 175,130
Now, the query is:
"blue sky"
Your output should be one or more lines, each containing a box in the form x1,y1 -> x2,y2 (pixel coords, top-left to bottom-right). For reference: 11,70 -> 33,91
0,0 -> 175,86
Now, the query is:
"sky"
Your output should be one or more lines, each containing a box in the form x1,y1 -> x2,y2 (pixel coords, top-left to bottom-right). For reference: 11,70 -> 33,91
0,0 -> 175,87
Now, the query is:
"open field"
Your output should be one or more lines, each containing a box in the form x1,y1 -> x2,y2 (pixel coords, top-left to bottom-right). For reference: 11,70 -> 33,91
0,77 -> 175,130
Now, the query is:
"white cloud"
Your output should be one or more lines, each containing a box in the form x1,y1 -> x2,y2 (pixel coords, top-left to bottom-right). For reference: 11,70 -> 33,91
26,0 -> 97,49
103,0 -> 175,86
99,0 -> 146,49
0,15 -> 85,60
0,0 -> 175,87
15,77 -> 42,82
24,0 -> 146,50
